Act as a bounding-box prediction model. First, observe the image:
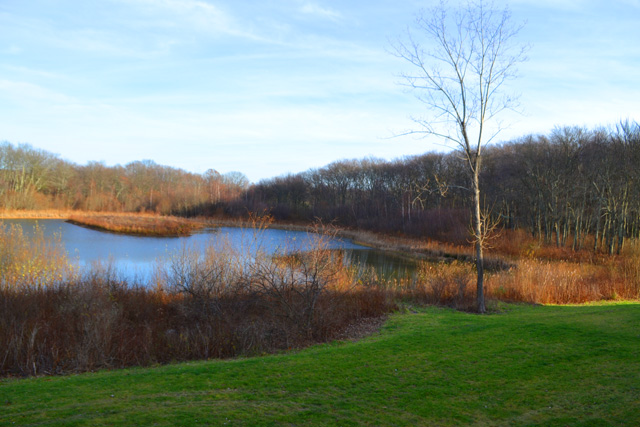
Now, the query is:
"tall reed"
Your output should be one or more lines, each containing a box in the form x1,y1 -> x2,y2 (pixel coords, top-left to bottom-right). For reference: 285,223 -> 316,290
484,256 -> 640,304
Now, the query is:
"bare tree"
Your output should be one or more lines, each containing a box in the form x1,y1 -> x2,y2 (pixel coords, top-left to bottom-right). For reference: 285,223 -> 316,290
392,0 -> 527,312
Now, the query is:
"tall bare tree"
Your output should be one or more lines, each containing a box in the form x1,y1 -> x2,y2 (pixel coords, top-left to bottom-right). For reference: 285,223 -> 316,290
393,0 -> 527,312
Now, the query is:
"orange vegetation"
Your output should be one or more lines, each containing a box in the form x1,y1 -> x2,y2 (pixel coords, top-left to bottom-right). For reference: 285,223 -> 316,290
0,209 -> 76,219
0,221 -> 394,377
67,214 -> 203,237
1,215 -> 639,377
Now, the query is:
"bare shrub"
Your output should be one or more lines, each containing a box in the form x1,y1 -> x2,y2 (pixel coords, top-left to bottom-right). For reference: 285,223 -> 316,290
82,258 -> 127,293
160,239 -> 242,301
250,239 -> 347,339
0,222 -> 77,290
405,261 -> 476,309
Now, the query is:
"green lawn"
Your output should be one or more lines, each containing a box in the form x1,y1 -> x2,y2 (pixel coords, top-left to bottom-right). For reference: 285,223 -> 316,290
1,302 -> 639,426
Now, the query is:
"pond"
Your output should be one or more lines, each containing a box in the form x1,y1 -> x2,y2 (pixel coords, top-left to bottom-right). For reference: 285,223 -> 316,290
1,219 -> 417,282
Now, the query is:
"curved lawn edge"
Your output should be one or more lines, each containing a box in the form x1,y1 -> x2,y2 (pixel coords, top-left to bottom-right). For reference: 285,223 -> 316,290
1,302 -> 638,426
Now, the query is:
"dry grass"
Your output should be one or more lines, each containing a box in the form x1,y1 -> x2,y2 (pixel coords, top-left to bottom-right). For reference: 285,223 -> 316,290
0,209 -> 168,219
351,231 -> 640,309
67,214 -> 203,236
0,209 -> 76,219
484,257 -> 640,304
476,229 -> 640,304
488,228 -> 607,263
400,261 -> 477,310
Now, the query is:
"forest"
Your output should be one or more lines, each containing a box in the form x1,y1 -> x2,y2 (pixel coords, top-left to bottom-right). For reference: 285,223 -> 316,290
240,122 -> 640,256
0,143 -> 249,215
3,121 -> 638,255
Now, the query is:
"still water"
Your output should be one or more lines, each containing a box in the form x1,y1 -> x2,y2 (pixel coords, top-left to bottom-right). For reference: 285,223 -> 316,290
1,219 -> 416,282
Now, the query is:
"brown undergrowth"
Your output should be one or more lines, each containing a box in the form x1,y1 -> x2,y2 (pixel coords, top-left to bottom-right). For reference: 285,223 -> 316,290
0,283 -> 395,377
0,219 -> 395,377
2,217 -> 639,378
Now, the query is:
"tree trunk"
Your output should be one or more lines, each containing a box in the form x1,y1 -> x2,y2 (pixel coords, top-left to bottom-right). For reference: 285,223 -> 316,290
593,207 -> 601,253
617,200 -> 628,255
473,169 -> 485,314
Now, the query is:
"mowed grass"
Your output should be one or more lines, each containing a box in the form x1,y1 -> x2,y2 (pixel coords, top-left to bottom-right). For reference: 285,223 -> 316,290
1,302 -> 639,426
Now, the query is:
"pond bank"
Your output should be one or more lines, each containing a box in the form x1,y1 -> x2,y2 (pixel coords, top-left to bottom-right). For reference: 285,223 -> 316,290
0,210 -> 481,265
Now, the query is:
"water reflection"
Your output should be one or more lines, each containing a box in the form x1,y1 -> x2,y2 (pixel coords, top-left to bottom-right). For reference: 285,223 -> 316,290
346,249 -> 418,280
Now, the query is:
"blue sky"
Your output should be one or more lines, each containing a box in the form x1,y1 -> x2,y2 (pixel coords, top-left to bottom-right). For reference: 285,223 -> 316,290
1,0 -> 639,182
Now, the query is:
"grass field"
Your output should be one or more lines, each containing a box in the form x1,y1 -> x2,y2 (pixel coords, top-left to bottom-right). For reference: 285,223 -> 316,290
1,302 -> 638,426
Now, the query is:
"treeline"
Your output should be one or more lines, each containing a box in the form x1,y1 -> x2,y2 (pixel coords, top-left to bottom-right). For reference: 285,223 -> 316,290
4,122 -> 639,254
230,122 -> 640,254
0,142 -> 248,214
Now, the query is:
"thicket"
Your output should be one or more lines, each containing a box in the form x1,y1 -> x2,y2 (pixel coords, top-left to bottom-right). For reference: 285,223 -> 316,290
0,220 -> 395,377
2,217 -> 640,377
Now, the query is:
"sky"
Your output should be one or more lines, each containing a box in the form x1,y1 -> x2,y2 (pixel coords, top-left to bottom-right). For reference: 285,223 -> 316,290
1,0 -> 639,182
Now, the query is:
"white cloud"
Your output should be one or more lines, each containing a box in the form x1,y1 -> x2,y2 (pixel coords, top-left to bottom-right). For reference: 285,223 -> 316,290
2,65 -> 65,80
138,0 -> 234,32
508,0 -> 589,11
120,0 -> 271,42
299,2 -> 343,21
2,45 -> 22,54
0,79 -> 73,104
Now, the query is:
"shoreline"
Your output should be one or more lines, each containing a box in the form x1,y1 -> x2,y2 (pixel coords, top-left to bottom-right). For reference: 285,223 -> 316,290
0,210 -> 75,219
0,210 -> 171,220
0,210 -> 478,264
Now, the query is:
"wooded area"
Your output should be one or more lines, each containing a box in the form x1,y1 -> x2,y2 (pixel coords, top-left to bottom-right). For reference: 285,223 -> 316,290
0,143 -> 248,214
238,122 -> 640,255
1,121 -> 639,255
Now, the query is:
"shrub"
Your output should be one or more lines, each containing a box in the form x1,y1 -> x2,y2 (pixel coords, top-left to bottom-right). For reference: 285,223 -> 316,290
0,222 -> 77,290
0,220 -> 395,377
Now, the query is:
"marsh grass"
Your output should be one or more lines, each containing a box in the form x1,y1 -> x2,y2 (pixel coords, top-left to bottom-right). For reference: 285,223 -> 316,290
0,209 -> 75,219
482,235 -> 640,304
67,213 -> 202,236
